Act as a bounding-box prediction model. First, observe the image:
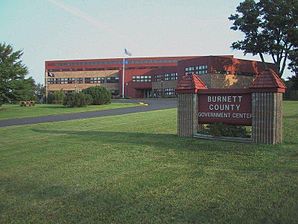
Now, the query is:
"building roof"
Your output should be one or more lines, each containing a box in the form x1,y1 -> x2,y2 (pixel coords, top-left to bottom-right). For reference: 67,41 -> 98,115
250,69 -> 286,92
176,74 -> 207,93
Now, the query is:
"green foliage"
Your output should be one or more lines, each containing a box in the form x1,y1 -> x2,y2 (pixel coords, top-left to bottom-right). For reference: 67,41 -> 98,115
0,43 -> 35,105
229,0 -> 298,76
47,90 -> 65,104
289,74 -> 298,90
63,92 -> 92,107
206,123 -> 251,138
288,49 -> 298,75
10,77 -> 36,102
285,74 -> 298,100
35,83 -> 45,103
82,86 -> 111,105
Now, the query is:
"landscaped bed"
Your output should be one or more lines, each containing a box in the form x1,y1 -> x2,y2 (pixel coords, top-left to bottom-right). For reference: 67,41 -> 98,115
0,101 -> 297,223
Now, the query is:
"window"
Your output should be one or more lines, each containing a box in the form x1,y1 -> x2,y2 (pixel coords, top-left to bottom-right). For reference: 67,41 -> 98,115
47,78 -> 54,84
106,77 -> 119,83
67,78 -> 75,84
85,78 -> 91,83
90,77 -> 105,83
185,65 -> 208,75
164,88 -> 176,96
164,73 -> 178,81
132,75 -> 151,82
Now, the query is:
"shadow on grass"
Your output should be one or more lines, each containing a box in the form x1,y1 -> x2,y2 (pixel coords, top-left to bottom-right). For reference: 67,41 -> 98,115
0,175 -> 244,223
37,105 -> 68,109
0,176 -> 174,223
30,128 -> 279,154
284,114 -> 298,119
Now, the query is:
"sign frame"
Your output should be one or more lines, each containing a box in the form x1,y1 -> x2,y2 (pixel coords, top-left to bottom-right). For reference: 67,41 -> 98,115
197,89 -> 252,126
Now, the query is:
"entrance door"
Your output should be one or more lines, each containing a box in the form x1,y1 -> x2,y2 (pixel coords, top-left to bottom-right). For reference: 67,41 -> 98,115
143,89 -> 152,98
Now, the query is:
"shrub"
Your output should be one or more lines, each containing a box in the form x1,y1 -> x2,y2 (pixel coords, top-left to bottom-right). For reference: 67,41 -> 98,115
63,92 -> 92,107
82,86 -> 111,105
206,123 -> 250,138
47,90 -> 65,104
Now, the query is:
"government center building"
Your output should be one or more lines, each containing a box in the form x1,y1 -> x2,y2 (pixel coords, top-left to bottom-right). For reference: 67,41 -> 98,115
45,55 -> 276,98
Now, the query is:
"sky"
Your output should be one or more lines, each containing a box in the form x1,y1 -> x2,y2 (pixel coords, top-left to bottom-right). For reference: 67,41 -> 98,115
0,0 -> 293,84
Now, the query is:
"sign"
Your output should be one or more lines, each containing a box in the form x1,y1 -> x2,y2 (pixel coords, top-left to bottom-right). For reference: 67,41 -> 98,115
198,89 -> 252,125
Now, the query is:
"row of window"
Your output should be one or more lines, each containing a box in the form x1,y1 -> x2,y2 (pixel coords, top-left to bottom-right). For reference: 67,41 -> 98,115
164,88 -> 176,96
153,73 -> 178,81
153,88 -> 176,96
164,73 -> 178,81
185,65 -> 208,75
185,70 -> 208,75
47,78 -> 84,84
185,65 -> 208,71
85,77 -> 105,83
51,59 -> 178,67
49,89 -> 120,96
47,77 -> 119,84
132,72 -> 178,83
132,75 -> 152,83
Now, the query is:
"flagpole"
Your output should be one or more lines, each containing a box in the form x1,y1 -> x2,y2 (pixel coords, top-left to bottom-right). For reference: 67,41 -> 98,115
45,70 -> 48,104
122,48 -> 131,98
122,57 -> 125,98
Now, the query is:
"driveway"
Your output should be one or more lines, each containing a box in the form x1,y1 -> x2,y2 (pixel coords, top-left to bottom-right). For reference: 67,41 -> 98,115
0,98 -> 177,127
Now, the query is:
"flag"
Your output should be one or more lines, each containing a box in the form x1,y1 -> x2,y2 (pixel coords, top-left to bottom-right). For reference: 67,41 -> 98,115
124,48 -> 132,56
48,72 -> 55,77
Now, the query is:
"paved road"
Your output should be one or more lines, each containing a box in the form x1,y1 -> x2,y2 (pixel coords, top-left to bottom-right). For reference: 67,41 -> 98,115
0,99 -> 177,128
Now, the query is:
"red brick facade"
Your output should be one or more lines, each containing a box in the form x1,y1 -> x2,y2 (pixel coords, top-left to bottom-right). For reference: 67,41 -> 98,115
45,55 -> 277,98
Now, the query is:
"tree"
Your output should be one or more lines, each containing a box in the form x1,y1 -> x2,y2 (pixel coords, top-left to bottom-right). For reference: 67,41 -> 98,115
47,90 -> 65,104
10,77 -> 36,102
0,43 -> 34,105
288,27 -> 298,74
288,74 -> 298,90
82,86 -> 111,105
229,0 -> 298,77
35,83 -> 46,103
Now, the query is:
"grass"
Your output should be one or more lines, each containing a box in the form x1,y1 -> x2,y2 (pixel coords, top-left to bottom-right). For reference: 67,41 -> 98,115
0,101 -> 297,223
0,102 -> 139,120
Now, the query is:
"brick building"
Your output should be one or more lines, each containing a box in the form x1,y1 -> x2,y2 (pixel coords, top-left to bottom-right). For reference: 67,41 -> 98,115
45,55 -> 276,98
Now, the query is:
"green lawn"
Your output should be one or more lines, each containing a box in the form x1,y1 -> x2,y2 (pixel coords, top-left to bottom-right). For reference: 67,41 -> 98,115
0,102 -> 139,120
0,101 -> 297,223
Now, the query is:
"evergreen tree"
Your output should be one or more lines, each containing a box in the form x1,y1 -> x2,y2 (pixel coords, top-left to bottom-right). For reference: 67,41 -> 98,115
0,43 -> 35,105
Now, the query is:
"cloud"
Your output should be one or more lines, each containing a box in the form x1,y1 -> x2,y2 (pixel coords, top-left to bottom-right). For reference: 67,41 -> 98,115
46,0 -> 107,30
46,0 -> 134,49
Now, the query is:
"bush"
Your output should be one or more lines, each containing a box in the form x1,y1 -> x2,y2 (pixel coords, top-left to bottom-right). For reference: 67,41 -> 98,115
206,123 -> 250,138
47,90 -> 65,104
82,86 -> 111,105
63,92 -> 92,107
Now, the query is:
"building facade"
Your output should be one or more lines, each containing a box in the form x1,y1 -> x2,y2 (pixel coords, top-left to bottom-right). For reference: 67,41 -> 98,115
45,55 -> 276,98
